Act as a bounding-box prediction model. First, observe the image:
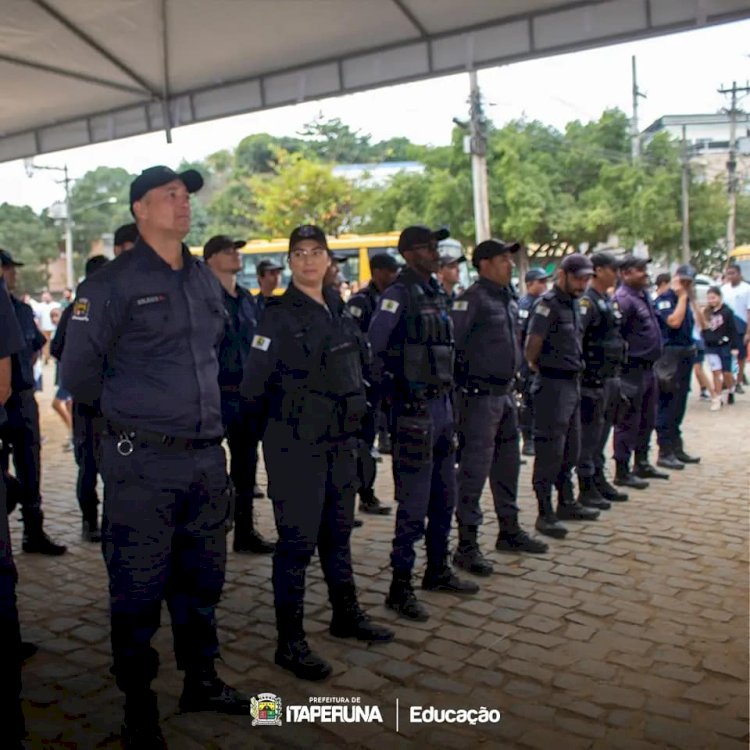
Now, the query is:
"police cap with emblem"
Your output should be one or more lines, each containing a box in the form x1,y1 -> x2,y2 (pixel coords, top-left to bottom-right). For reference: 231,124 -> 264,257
289,224 -> 328,252
590,252 -> 621,269
129,165 -> 203,213
398,225 -> 450,254
257,259 -> 284,274
472,239 -> 520,268
560,253 -> 594,277
203,235 -> 246,260
618,254 -> 651,271
525,267 -> 550,283
439,254 -> 467,267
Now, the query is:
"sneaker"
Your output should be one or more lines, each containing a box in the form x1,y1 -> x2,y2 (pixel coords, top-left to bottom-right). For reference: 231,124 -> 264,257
710,397 -> 722,412
699,389 -> 711,401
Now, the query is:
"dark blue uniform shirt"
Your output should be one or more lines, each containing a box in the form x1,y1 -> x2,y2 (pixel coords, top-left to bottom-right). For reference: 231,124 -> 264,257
0,280 -> 26,426
613,283 -> 663,363
654,289 -> 694,347
61,239 -> 226,438
217,284 -> 258,389
9,294 -> 45,392
527,285 -> 582,373
346,281 -> 380,334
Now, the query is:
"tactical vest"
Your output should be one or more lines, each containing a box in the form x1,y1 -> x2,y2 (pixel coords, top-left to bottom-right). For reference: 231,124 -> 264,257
392,272 -> 454,393
582,290 -> 626,382
537,289 -> 582,373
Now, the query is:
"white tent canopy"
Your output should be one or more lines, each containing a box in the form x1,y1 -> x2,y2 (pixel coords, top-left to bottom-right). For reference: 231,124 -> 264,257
2,0 -> 749,163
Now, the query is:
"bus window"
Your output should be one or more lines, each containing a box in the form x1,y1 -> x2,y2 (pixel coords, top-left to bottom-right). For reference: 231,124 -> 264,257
240,251 -> 290,292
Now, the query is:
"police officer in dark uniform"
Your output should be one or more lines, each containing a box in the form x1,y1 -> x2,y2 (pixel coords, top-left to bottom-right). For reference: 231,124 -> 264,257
517,267 -> 550,456
347,253 -> 400,516
437,253 -> 466,304
452,240 -> 548,577
369,225 -> 478,623
577,253 -> 629,509
0,275 -> 27,749
203,235 -> 274,554
525,254 -> 600,539
612,255 -> 664,488
0,249 -> 66,556
51,255 -> 110,542
241,225 -> 393,682
255,258 -> 284,319
62,166 -> 248,748
654,264 -> 702,468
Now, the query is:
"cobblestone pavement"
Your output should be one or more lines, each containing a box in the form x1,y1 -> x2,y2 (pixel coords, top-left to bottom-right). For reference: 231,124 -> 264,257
12,365 -> 749,749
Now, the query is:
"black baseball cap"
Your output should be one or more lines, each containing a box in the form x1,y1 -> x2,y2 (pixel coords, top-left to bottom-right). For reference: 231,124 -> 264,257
84,255 -> 109,277
257,259 -> 284,275
289,224 -> 328,251
0,249 -> 24,267
398,225 -> 450,254
439,254 -> 467,267
370,253 -> 400,272
560,253 -> 594,277
129,166 -> 203,211
113,223 -> 138,247
675,263 -> 697,281
203,235 -> 245,260
525,267 -> 550,283
472,239 -> 520,268
619,254 -> 651,271
590,252 -> 621,269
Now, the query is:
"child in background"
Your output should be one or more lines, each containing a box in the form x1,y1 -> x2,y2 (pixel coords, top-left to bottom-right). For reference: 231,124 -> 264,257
703,286 -> 737,409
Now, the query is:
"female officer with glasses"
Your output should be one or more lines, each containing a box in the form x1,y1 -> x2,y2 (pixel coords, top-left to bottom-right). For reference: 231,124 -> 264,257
241,224 -> 393,682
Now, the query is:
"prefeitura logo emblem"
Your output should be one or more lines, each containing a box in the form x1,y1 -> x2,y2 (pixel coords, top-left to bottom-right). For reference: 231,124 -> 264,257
251,692 -> 283,726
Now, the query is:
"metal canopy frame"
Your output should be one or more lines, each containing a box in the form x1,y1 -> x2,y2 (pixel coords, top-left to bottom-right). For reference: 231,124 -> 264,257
1,0 -> 749,163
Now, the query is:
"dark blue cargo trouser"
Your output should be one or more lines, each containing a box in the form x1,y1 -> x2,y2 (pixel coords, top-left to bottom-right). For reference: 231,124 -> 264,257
99,437 -> 229,691
614,364 -> 657,464
72,402 -> 103,525
456,392 -> 520,531
262,421 -> 357,617
390,394 -> 456,574
655,352 -> 693,452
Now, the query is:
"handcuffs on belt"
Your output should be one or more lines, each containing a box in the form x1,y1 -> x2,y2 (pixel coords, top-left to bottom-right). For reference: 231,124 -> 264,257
116,431 -> 135,456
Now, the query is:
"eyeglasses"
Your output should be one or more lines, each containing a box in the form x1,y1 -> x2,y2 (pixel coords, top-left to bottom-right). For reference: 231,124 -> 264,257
290,247 -> 327,260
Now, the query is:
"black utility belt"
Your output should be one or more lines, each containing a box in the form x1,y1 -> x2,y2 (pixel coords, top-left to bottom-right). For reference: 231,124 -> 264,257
538,368 -> 580,380
106,422 -> 223,453
463,380 -> 514,396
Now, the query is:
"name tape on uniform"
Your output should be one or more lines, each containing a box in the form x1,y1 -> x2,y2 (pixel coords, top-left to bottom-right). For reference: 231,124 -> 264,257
452,300 -> 469,311
251,334 -> 271,351
381,299 -> 400,314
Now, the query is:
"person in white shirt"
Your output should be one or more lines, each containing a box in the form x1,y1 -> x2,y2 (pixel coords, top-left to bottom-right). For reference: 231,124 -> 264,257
36,291 -> 60,364
721,264 -> 750,393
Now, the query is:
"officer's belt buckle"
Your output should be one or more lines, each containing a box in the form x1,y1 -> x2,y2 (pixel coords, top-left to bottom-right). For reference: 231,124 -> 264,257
116,432 -> 135,456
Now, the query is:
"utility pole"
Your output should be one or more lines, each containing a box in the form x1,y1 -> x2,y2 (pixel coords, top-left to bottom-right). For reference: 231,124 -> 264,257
468,70 -> 490,244
718,81 -> 750,252
630,56 -> 646,162
680,125 -> 691,263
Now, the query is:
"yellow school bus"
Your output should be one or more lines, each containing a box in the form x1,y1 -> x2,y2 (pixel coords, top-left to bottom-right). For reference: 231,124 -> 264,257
728,245 -> 750,279
190,232 -> 402,294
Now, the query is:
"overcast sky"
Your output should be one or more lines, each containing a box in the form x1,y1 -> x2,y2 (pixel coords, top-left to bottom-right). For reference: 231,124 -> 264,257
1,18 -> 748,213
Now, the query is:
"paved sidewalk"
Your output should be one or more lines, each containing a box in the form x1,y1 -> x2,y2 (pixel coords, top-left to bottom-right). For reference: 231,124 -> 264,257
12,367 -> 750,749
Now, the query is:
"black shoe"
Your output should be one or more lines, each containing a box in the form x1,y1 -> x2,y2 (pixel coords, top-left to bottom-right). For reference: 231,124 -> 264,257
82,519 -> 101,543
234,528 -> 274,554
556,502 -> 600,521
252,485 -> 265,499
614,468 -> 649,489
521,442 -> 535,457
21,641 -> 39,662
358,493 -> 392,515
275,639 -> 332,681
386,577 -> 429,621
22,531 -> 67,555
636,461 -> 673,478
728,392 -> 735,405
122,691 -> 166,750
496,528 -> 548,554
422,566 -> 480,594
674,449 -> 700,464
535,514 -> 568,539
453,545 -> 494,576
179,674 -> 250,714
577,477 -> 611,510
653,455 -> 682,472
594,472 -> 628,502
330,604 -> 394,643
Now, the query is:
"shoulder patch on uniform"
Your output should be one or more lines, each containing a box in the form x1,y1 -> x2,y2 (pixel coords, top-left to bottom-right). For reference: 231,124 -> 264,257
578,297 -> 591,315
452,300 -> 469,311
251,334 -> 271,351
657,300 -> 672,310
349,305 -> 363,318
535,303 -> 551,318
518,308 -> 529,319
71,298 -> 90,322
381,299 -> 400,314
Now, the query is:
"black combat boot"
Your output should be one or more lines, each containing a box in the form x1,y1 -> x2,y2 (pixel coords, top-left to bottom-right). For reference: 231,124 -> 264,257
422,561 -> 480,594
673,438 -> 700,464
556,476 -> 600,521
452,525 -> 493,576
81,516 -> 101,543
385,571 -> 430,621
594,469 -> 628,501
329,583 -> 394,643
121,689 -> 166,750
496,517 -> 548,554
534,490 -> 568,538
358,489 -> 392,515
233,506 -> 274,554
577,475 -> 611,510
179,665 -> 250,714
614,460 -> 649,489
22,516 -> 67,556
275,606 -> 332,681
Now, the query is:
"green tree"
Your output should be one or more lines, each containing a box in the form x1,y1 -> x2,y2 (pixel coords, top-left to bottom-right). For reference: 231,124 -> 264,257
299,115 -> 373,163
